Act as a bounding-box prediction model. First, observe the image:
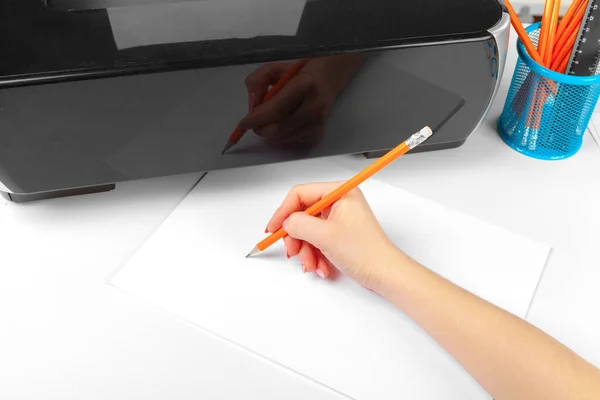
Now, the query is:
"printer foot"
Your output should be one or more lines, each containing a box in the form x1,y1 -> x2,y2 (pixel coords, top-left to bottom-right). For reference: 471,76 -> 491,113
362,139 -> 467,159
1,184 -> 116,203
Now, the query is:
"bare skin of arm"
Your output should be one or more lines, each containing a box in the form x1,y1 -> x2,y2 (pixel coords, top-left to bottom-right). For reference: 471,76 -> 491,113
376,247 -> 600,400
268,182 -> 600,400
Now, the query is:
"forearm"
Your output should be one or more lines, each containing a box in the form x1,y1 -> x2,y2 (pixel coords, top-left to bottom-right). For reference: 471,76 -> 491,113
375,247 -> 600,400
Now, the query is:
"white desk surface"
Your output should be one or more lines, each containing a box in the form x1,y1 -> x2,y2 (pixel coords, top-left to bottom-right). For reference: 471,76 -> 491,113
1,31 -> 599,399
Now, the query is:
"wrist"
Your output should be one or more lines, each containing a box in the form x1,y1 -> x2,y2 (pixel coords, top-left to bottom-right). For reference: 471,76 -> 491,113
370,244 -> 425,301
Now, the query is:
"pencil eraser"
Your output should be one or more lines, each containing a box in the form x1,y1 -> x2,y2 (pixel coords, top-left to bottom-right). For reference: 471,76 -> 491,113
421,126 -> 433,138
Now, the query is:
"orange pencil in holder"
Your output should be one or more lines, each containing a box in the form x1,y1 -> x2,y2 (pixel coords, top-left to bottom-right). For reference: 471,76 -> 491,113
499,23 -> 600,160
510,0 -> 586,124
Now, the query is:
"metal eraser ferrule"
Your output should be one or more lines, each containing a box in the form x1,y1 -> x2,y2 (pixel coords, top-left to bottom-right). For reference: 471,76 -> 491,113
406,126 -> 433,149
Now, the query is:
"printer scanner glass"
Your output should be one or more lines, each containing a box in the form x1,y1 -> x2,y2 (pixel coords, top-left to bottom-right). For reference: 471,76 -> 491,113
0,0 -> 503,86
106,0 -> 308,50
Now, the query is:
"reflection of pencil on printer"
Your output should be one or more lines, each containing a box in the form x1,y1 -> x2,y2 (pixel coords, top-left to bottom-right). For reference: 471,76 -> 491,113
221,59 -> 311,154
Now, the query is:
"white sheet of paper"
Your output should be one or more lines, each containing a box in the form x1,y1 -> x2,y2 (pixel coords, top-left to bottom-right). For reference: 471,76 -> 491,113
112,158 -> 551,400
108,0 -> 306,50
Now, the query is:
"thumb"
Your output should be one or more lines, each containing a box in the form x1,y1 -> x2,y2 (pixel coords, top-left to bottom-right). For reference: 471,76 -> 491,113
283,212 -> 336,250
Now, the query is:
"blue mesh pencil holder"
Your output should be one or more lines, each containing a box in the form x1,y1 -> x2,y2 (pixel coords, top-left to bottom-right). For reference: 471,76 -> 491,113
498,23 -> 600,160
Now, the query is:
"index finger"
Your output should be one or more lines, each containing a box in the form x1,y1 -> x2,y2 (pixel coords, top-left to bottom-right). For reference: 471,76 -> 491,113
245,62 -> 291,104
266,181 -> 344,233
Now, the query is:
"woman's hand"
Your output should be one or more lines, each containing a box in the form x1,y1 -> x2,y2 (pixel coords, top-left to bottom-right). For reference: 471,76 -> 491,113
265,182 -> 403,290
239,54 -> 365,148
238,61 -> 335,147
266,184 -> 600,400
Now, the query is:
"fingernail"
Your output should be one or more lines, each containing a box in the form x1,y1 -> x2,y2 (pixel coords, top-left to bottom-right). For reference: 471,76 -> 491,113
283,218 -> 289,231
316,268 -> 326,279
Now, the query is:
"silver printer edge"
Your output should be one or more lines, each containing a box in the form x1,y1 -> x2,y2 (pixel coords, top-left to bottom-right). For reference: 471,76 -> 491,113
473,11 -> 510,132
0,181 -> 11,194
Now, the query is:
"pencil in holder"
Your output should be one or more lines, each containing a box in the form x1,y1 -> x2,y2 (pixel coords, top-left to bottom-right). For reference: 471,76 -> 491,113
498,23 -> 600,160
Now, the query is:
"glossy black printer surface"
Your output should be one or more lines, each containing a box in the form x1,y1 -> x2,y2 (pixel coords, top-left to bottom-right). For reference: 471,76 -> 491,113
0,0 -> 508,201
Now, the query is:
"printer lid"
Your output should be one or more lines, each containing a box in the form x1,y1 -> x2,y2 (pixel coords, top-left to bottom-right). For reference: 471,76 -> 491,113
0,0 -> 503,88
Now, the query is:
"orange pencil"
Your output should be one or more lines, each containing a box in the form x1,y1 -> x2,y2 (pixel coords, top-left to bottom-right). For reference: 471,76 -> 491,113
550,0 -> 587,69
557,51 -> 571,73
505,0 -> 544,64
246,126 -> 434,257
552,0 -> 586,54
539,0 -> 556,62
544,0 -> 563,66
551,17 -> 583,70
555,0 -> 585,41
221,58 -> 311,154
551,28 -> 580,70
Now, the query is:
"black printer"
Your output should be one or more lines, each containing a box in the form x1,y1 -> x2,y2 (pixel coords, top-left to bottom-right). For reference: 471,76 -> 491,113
0,0 -> 509,202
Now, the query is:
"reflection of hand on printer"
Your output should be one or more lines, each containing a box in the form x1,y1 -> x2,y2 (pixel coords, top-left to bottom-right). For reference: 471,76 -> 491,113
237,53 -> 365,147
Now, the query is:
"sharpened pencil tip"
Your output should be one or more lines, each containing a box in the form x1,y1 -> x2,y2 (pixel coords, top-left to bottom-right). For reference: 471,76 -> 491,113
221,141 -> 235,154
246,246 -> 260,258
